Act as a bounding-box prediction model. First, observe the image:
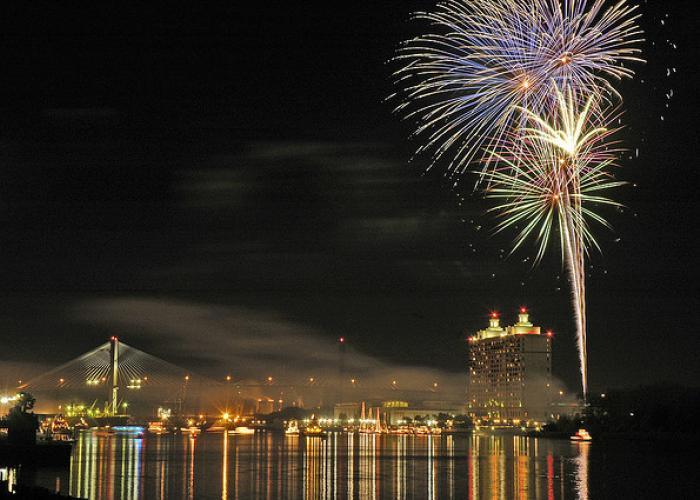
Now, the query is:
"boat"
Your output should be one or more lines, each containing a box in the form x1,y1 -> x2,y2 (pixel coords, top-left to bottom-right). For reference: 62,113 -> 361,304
228,426 -> 255,435
147,420 -> 167,434
570,428 -> 592,442
195,418 -> 214,433
73,417 -> 90,430
38,415 -> 73,443
112,425 -> 145,438
285,419 -> 300,435
302,417 -> 325,437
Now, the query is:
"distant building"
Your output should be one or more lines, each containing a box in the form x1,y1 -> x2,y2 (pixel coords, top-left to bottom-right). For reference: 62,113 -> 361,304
256,398 -> 275,414
333,402 -> 360,420
333,400 -> 463,425
467,308 -> 552,424
378,400 -> 463,426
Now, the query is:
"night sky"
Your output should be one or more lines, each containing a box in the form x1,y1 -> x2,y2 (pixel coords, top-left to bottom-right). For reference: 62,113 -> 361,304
0,1 -> 698,394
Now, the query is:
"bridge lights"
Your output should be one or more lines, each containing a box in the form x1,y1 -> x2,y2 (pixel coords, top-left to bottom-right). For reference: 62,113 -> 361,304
127,378 -> 143,389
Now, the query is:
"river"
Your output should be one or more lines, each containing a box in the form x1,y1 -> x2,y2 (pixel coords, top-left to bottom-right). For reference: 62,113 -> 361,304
1,430 -> 695,499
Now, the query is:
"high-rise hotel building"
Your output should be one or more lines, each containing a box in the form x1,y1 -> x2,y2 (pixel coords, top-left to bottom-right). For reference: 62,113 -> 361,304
467,308 -> 552,423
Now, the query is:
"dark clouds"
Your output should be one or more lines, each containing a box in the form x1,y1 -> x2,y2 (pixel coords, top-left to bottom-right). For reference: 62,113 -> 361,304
0,1 -> 698,395
71,296 -> 467,395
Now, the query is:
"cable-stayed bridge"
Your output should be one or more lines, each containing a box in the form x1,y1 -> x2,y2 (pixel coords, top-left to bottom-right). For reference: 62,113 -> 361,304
19,337 -> 218,417
16,337 -> 458,418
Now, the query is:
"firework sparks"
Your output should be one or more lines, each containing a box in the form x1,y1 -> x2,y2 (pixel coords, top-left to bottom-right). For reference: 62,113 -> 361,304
482,86 -> 625,396
392,0 -> 644,176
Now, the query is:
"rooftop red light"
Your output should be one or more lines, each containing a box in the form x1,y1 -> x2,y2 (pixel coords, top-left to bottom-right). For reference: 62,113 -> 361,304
520,306 -> 528,313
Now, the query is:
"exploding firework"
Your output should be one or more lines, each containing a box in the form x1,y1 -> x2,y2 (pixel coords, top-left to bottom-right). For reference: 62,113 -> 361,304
482,85 -> 625,396
392,0 -> 643,177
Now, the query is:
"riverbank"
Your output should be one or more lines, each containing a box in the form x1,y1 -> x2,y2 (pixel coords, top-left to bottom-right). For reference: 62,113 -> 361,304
0,441 -> 72,467
0,482 -> 83,499
519,428 -> 700,446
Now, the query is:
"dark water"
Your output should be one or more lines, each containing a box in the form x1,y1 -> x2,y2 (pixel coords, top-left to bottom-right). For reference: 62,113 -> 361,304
2,431 -> 696,499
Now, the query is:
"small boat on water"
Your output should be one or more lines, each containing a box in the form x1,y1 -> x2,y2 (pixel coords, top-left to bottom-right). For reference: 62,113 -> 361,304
147,420 -> 167,434
112,425 -> 145,437
302,417 -> 325,437
39,415 -> 74,443
570,428 -> 592,442
390,426 -> 412,435
228,426 -> 255,435
285,419 -> 300,435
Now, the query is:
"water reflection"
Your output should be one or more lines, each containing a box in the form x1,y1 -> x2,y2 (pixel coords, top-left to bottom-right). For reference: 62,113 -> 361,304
572,442 -> 589,500
3,431 -> 600,499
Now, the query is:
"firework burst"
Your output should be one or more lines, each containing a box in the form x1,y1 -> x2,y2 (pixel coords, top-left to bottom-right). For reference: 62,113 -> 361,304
392,0 -> 643,176
482,85 -> 625,396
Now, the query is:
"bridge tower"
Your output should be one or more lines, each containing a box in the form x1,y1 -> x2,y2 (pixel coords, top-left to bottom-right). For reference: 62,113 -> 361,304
110,336 -> 119,416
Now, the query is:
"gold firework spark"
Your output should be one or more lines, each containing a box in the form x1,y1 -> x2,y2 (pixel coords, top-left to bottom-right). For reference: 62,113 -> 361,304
482,85 -> 625,397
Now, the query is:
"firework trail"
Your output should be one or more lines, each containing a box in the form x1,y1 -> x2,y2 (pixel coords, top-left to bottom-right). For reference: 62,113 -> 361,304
392,0 -> 644,398
392,0 -> 643,178
482,86 -> 624,396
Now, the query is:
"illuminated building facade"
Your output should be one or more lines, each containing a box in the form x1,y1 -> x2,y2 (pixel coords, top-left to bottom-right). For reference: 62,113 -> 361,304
333,400 -> 463,425
467,308 -> 552,423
